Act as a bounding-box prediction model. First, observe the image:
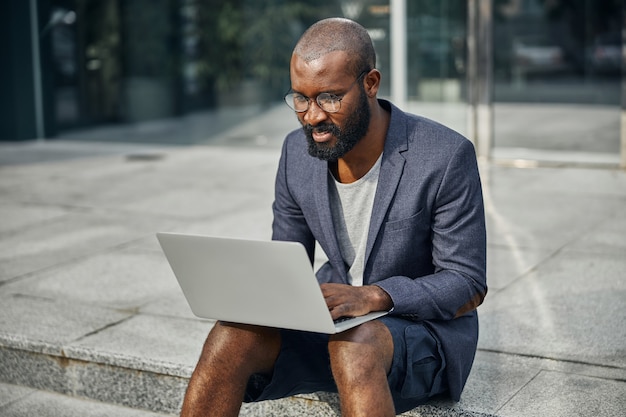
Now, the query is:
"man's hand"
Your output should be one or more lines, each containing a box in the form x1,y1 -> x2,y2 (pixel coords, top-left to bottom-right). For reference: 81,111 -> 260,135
320,283 -> 393,321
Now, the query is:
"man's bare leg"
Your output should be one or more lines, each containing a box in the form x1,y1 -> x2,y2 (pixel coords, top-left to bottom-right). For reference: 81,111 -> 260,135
329,320 -> 395,417
180,321 -> 281,417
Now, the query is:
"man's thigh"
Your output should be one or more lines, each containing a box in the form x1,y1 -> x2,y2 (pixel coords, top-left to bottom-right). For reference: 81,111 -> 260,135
244,316 -> 447,412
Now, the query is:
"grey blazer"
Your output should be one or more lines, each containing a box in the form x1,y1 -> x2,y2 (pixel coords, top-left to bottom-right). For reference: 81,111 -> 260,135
271,100 -> 487,401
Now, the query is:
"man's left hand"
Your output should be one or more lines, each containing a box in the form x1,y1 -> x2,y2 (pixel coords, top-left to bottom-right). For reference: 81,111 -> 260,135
320,283 -> 393,321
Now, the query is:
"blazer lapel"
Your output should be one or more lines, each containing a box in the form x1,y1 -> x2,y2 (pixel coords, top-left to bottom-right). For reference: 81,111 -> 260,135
313,159 -> 348,282
364,105 -> 408,278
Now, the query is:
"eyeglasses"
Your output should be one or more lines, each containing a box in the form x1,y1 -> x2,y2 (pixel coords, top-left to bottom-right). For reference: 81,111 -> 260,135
284,71 -> 368,113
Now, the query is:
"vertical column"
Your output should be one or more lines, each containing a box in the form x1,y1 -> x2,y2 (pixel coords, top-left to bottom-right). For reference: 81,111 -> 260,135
467,0 -> 493,160
0,0 -> 53,141
466,0 -> 478,146
0,0 -> 37,141
476,0 -> 493,159
621,2 -> 626,169
390,0 -> 407,110
30,0 -> 45,140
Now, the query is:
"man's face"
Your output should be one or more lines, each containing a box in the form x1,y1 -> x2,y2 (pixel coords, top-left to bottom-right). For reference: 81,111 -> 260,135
302,84 -> 370,161
289,52 -> 372,162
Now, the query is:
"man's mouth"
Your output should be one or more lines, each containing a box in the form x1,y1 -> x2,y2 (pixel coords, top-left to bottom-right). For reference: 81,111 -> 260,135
312,129 -> 333,143
306,124 -> 338,144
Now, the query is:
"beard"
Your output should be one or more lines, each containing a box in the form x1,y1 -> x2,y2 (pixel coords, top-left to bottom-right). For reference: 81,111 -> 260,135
302,86 -> 371,162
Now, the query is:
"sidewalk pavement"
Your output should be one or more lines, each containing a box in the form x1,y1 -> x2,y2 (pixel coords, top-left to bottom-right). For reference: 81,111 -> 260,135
0,105 -> 625,416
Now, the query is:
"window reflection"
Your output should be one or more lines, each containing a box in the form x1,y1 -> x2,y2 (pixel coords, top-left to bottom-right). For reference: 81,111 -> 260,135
45,0 -> 623,157
494,0 -> 621,103
493,0 -> 622,155
49,0 -> 342,140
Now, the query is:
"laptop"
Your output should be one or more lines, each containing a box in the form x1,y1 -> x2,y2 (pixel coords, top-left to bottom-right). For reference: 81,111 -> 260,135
156,232 -> 388,334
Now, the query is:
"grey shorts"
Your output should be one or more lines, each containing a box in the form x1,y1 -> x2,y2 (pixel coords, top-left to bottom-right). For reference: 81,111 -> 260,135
244,316 -> 447,414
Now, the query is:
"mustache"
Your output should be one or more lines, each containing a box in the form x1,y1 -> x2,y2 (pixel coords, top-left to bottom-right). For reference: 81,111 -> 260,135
303,123 -> 340,136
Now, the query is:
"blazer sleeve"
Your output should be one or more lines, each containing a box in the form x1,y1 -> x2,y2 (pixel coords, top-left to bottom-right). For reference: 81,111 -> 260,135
271,135 -> 316,264
374,139 -> 487,320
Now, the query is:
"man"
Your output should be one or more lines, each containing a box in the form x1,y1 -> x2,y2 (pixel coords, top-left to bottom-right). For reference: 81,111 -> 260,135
180,17 -> 486,417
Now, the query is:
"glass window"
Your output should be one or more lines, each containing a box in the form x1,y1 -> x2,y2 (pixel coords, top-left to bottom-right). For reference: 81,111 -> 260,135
493,0 -> 622,158
405,0 -> 468,136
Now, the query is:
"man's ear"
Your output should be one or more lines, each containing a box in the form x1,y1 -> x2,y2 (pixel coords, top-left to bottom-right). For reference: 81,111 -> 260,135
363,69 -> 381,98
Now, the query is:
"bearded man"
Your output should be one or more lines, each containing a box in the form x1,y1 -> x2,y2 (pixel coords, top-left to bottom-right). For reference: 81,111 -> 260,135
180,17 -> 487,417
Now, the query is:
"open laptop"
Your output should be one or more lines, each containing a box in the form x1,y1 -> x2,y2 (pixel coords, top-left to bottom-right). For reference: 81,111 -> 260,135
156,232 -> 388,334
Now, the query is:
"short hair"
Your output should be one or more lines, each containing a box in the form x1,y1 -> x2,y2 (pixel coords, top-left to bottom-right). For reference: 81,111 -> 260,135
293,18 -> 376,77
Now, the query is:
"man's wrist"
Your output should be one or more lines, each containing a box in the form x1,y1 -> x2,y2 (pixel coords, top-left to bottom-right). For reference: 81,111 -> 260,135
367,285 -> 394,311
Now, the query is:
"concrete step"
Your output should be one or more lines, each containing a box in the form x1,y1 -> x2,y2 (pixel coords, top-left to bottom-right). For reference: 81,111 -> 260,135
0,335 -> 498,417
0,381 -> 174,417
0,289 -> 499,416
4,314 -> 626,416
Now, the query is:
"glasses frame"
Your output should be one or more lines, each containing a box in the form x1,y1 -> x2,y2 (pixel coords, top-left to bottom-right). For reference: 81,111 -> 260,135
284,70 -> 369,113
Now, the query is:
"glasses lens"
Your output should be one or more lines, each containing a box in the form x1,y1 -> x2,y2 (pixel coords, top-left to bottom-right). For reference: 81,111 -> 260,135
285,93 -> 308,112
317,93 -> 340,113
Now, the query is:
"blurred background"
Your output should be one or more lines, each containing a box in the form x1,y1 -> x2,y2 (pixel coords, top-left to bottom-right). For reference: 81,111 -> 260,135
1,0 -> 624,167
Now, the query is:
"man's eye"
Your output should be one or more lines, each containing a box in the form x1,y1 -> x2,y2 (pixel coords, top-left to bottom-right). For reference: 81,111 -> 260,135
318,94 -> 339,104
293,95 -> 308,103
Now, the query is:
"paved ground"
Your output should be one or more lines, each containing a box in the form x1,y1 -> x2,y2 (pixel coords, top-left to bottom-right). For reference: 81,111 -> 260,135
0,105 -> 625,416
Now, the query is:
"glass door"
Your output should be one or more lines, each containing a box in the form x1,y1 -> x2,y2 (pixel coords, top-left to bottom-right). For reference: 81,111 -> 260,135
404,0 -> 468,136
492,0 -> 622,164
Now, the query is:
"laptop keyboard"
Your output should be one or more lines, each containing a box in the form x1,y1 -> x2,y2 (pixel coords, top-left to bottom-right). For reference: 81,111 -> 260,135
333,316 -> 352,324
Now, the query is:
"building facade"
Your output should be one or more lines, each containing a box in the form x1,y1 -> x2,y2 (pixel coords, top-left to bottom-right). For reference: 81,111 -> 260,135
2,0 -> 624,167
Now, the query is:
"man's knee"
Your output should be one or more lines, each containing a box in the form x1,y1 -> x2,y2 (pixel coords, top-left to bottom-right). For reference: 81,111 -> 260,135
211,321 -> 281,344
196,321 -> 281,375
328,320 -> 394,378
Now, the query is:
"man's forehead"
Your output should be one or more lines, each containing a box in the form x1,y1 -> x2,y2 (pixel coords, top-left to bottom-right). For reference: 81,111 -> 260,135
290,50 -> 353,77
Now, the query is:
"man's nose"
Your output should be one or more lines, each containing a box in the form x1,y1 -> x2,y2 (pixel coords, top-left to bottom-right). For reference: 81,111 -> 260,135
302,99 -> 328,126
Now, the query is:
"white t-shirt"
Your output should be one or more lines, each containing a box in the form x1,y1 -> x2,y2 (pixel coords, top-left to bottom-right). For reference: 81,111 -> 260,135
328,154 -> 382,286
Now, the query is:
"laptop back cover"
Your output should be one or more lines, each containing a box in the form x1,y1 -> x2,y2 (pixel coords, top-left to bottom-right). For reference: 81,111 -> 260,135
156,233 -> 339,334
